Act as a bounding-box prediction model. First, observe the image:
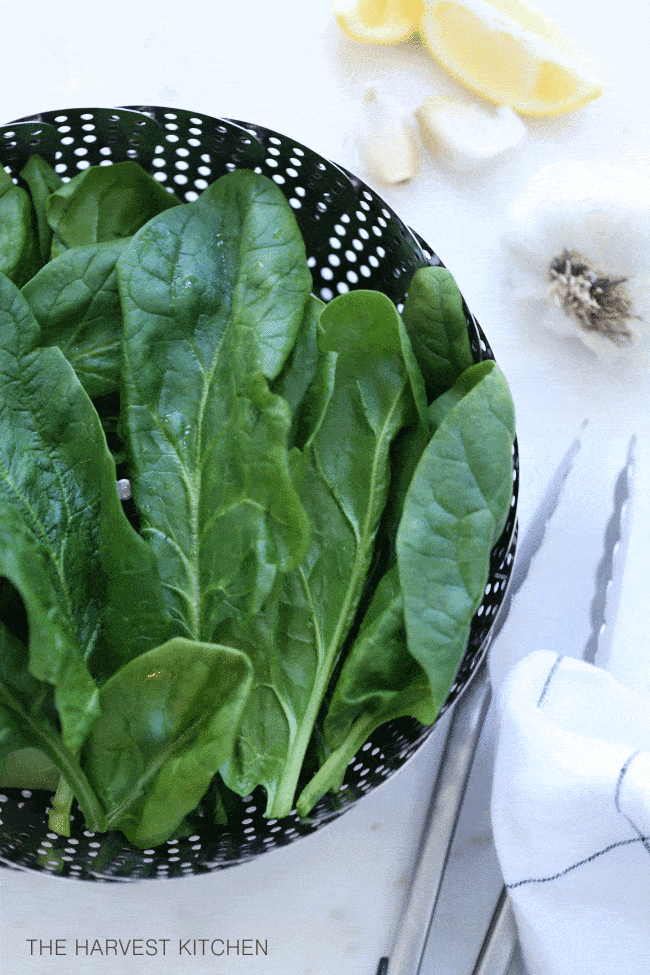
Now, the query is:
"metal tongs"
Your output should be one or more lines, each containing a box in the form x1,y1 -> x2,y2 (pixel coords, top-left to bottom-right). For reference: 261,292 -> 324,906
377,426 -> 636,975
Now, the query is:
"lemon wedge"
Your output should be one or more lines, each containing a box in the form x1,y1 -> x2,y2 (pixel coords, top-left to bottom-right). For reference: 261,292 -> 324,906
334,0 -> 424,44
418,0 -> 603,116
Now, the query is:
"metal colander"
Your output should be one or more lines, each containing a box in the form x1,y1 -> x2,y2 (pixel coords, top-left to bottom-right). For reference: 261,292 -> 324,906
0,106 -> 518,881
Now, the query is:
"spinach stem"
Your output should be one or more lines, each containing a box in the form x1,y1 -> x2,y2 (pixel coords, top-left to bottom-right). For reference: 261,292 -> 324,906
295,712 -> 374,818
48,776 -> 74,836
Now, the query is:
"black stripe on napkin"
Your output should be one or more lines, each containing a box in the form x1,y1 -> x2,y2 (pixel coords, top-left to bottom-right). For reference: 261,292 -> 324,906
507,834 -> 650,890
615,751 -> 650,859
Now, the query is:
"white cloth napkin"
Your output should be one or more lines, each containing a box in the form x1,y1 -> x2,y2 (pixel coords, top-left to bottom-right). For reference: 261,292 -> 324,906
490,649 -> 650,975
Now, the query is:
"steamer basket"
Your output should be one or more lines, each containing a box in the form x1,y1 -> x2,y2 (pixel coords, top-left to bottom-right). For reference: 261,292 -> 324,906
0,106 -> 518,881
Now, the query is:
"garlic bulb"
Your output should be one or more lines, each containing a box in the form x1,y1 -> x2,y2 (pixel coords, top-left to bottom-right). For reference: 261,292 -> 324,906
357,86 -> 419,185
415,96 -> 526,171
502,161 -> 650,366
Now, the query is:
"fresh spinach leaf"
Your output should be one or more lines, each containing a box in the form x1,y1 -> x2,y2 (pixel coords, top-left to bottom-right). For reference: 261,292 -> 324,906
0,745 -> 60,791
371,418 -> 431,574
194,169 -> 315,380
396,359 -> 515,713
0,272 -> 171,697
46,161 -> 178,254
118,171 -> 312,641
83,637 -> 253,848
296,566 -> 434,815
271,293 -> 325,426
21,240 -> 128,398
0,615 -> 56,763
19,155 -> 63,266
0,166 -> 39,286
0,505 -> 99,753
401,265 -> 475,403
217,288 -> 417,817
371,265 -> 475,573
397,304 -> 429,425
298,361 -> 515,814
0,589 -> 107,833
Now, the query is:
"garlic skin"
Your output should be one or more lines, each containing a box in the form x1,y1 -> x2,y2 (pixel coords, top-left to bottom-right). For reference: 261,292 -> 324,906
502,161 -> 650,367
358,86 -> 419,185
415,96 -> 526,171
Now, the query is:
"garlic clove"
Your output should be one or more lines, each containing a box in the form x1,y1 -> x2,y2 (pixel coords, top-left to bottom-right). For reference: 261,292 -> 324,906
415,95 -> 526,171
361,122 -> 420,184
358,86 -> 419,185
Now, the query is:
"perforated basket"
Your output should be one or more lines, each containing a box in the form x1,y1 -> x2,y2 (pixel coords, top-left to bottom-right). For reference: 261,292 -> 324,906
0,106 -> 518,881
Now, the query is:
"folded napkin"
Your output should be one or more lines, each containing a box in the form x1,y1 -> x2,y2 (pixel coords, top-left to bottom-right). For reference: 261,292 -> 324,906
491,649 -> 650,975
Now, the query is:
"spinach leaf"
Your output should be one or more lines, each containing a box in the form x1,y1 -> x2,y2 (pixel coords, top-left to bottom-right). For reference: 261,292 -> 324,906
371,419 -> 431,573
46,161 -> 178,254
21,240 -> 128,398
194,169 -> 315,380
0,166 -> 39,286
0,273 -> 171,699
397,304 -> 429,425
19,155 -> 63,266
217,289 -> 417,817
83,637 -> 253,848
0,745 -> 60,791
271,293 -> 325,425
298,361 -> 515,814
0,615 -> 56,763
295,566 -> 434,815
396,360 -> 515,712
0,505 -> 99,753
401,265 -> 475,403
372,265 -> 475,571
0,594 -> 107,833
118,171 -> 312,641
